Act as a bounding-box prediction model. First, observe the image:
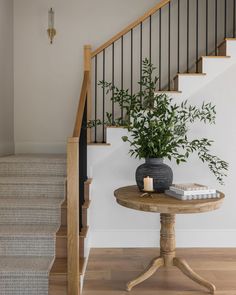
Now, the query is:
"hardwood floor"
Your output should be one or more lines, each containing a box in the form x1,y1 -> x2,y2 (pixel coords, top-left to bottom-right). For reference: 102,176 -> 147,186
83,248 -> 236,295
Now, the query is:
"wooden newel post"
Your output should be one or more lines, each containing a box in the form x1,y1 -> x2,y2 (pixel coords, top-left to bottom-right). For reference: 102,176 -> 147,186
160,213 -> 176,266
84,45 -> 92,143
67,137 -> 80,294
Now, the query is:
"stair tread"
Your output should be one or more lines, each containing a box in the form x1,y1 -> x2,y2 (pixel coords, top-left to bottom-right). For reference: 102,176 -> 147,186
50,257 -> 86,276
173,72 -> 206,80
0,176 -> 66,185
56,226 -> 89,238
61,200 -> 91,209
0,154 -> 66,164
84,178 -> 93,185
61,200 -> 67,208
57,226 -> 67,237
0,197 -> 64,209
80,226 -> 89,238
155,90 -> 182,93
50,258 -> 67,275
0,256 -> 54,273
225,37 -> 236,41
180,72 -> 206,75
200,55 -> 230,58
82,200 -> 91,209
88,143 -> 111,146
0,224 -> 59,236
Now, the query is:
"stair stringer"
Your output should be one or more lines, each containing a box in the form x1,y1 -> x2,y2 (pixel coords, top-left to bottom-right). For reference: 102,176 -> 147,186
172,39 -> 236,99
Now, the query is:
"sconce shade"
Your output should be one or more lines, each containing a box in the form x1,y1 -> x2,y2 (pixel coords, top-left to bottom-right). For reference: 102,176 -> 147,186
48,8 -> 54,29
47,8 -> 56,44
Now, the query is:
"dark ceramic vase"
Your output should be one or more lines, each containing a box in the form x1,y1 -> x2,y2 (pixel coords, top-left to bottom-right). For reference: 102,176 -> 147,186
135,158 -> 173,193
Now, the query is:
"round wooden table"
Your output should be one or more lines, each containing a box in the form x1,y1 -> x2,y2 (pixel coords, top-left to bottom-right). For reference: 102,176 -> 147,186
114,185 -> 225,294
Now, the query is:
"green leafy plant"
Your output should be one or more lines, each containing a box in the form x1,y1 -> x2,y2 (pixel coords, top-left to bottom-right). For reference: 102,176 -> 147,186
88,58 -> 228,184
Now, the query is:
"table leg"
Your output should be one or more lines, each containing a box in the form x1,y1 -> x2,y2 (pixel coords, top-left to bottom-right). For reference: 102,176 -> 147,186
126,256 -> 164,291
126,213 -> 216,293
173,257 -> 216,294
160,213 -> 176,266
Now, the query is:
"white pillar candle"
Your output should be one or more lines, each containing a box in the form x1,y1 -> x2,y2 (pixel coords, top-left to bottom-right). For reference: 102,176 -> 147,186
143,176 -> 153,191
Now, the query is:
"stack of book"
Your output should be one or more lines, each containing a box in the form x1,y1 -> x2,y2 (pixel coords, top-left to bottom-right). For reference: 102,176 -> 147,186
165,183 -> 220,201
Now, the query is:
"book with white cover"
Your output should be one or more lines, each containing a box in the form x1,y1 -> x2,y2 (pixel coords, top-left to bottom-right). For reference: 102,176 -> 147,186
172,183 -> 208,190
170,183 -> 216,195
165,189 -> 220,201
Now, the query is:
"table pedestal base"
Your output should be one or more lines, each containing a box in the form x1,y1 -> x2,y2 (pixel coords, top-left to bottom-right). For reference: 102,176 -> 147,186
127,214 -> 216,294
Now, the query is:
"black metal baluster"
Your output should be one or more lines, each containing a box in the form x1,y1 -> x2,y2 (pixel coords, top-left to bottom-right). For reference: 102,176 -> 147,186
112,43 -> 115,125
102,49 -> 105,142
94,55 -> 97,142
187,0 -> 189,73
177,0 -> 180,73
234,0 -> 236,38
121,36 -> 124,122
224,0 -> 227,38
206,0 -> 208,55
149,15 -> 152,63
131,29 -> 133,96
215,0 -> 218,55
79,100 -> 88,231
140,22 -> 143,101
196,0 -> 199,72
159,8 -> 162,90
168,2 -> 171,90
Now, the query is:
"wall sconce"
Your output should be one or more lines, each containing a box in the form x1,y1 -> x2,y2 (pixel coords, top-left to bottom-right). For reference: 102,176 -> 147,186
47,8 -> 56,44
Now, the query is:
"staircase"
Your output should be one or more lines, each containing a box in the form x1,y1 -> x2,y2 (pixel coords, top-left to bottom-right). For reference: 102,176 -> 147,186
0,155 -> 65,294
0,154 -> 91,295
0,0 -> 236,295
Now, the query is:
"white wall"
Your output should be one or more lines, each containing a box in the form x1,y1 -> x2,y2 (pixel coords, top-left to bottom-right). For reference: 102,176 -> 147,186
88,62 -> 236,248
13,0 -> 236,247
0,0 -> 14,155
14,0 -> 158,153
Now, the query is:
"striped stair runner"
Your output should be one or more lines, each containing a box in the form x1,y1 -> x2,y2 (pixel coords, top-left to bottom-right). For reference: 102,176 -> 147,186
0,154 -> 66,295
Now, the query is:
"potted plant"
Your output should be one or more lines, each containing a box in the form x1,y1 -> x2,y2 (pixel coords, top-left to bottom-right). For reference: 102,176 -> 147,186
89,59 -> 228,192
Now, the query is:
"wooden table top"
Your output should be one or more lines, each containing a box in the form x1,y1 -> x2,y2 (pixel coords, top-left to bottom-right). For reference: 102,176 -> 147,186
114,185 -> 225,214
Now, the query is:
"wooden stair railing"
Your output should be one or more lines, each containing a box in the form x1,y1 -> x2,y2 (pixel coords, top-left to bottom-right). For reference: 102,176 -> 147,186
73,70 -> 89,138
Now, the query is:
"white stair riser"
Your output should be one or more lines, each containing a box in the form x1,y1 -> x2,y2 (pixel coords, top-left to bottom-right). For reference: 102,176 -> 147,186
202,57 -> 232,80
177,75 -> 206,97
179,57 -> 233,97
225,40 -> 236,59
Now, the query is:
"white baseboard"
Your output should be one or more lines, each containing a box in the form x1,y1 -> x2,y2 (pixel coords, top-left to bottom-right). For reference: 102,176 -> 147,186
91,229 -> 236,248
0,142 -> 14,156
15,141 -> 66,154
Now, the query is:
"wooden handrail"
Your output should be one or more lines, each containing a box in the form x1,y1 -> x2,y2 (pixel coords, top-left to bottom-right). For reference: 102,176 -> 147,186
73,71 -> 89,137
84,45 -> 92,142
91,0 -> 170,57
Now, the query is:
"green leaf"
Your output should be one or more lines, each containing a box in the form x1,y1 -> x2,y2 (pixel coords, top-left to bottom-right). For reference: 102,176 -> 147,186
122,136 -> 128,142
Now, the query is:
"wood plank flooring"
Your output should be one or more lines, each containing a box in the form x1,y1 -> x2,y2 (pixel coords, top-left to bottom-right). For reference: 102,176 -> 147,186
83,248 -> 236,295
